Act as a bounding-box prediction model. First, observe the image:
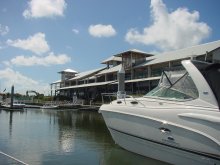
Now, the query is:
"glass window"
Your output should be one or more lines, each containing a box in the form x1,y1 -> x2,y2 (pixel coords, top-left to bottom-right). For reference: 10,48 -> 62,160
145,69 -> 199,100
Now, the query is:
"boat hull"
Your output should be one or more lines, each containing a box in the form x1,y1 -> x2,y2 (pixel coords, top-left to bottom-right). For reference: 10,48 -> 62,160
108,126 -> 219,165
40,105 -> 59,109
1,104 -> 25,111
100,105 -> 220,165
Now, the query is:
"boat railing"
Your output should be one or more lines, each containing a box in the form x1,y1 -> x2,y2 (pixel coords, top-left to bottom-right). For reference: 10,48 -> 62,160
0,150 -> 29,165
101,93 -> 117,104
116,92 -> 146,107
101,92 -> 145,106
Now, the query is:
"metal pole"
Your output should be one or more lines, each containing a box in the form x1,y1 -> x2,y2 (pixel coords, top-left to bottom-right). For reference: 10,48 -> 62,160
117,65 -> 125,99
10,85 -> 14,108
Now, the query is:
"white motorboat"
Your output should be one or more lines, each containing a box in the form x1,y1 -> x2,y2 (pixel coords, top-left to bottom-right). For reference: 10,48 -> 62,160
41,103 -> 59,109
99,60 -> 220,165
1,101 -> 25,110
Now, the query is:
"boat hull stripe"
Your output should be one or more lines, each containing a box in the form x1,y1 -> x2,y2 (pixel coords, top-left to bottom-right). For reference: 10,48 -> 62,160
108,127 -> 220,161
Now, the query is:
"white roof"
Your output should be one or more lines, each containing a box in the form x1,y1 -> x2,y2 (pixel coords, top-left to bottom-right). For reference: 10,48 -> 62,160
87,76 -> 96,80
58,81 -> 116,90
69,68 -> 105,81
51,80 -> 61,84
130,49 -> 150,54
114,49 -> 153,57
96,64 -> 121,76
125,76 -> 161,83
59,68 -> 78,73
101,56 -> 122,64
139,40 -> 220,67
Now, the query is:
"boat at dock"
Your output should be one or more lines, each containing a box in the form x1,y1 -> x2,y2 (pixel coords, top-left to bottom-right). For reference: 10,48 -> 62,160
1,102 -> 25,111
99,60 -> 220,165
0,85 -> 25,111
40,103 -> 59,109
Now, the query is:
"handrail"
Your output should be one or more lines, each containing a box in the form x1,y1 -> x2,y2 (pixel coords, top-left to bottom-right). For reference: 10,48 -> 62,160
101,92 -> 146,107
0,151 -> 29,165
101,93 -> 117,104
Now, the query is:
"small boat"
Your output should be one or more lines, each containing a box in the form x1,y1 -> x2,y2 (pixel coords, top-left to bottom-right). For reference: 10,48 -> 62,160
99,60 -> 220,165
41,103 -> 59,109
1,102 -> 25,110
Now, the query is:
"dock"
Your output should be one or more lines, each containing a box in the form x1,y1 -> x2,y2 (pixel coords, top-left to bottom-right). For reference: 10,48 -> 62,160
0,107 -> 24,112
1,104 -> 100,111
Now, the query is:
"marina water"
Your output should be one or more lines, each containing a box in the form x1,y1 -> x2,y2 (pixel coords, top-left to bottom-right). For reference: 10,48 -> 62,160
0,109 -> 168,165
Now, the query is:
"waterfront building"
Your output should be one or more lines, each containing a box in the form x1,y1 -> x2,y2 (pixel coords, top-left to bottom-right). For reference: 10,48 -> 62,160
51,40 -> 220,102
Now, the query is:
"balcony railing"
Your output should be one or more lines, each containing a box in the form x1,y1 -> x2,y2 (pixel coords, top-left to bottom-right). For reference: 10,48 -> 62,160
151,70 -> 162,77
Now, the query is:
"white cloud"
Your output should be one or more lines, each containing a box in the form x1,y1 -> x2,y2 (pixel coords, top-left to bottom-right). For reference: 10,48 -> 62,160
125,0 -> 211,51
9,52 -> 71,67
0,24 -> 9,36
0,68 -> 49,94
88,24 -> 116,38
7,33 -> 50,55
23,0 -> 67,19
72,28 -> 79,34
0,68 -> 37,86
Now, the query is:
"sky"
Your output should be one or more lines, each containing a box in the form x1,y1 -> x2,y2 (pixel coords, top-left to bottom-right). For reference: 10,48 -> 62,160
0,0 -> 220,95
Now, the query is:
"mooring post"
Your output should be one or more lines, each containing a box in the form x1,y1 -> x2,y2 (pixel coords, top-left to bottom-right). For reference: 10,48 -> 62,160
117,65 -> 125,99
10,85 -> 14,108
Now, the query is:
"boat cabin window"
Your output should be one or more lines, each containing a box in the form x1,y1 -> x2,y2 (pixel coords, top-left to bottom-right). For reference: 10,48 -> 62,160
145,69 -> 199,100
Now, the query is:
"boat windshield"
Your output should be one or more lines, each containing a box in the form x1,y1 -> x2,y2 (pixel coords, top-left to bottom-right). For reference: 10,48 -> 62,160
145,69 -> 199,100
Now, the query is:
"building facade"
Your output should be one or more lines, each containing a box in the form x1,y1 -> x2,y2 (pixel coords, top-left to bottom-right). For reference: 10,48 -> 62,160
51,40 -> 220,102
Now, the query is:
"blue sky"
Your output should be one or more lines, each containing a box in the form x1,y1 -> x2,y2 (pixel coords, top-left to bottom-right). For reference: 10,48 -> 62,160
0,0 -> 220,94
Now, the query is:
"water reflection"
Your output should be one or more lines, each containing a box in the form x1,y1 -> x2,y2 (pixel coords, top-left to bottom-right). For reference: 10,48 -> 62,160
57,111 -> 77,153
0,109 -> 169,165
9,112 -> 13,137
7,110 -> 26,138
100,147 -> 168,165
55,110 -> 114,154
